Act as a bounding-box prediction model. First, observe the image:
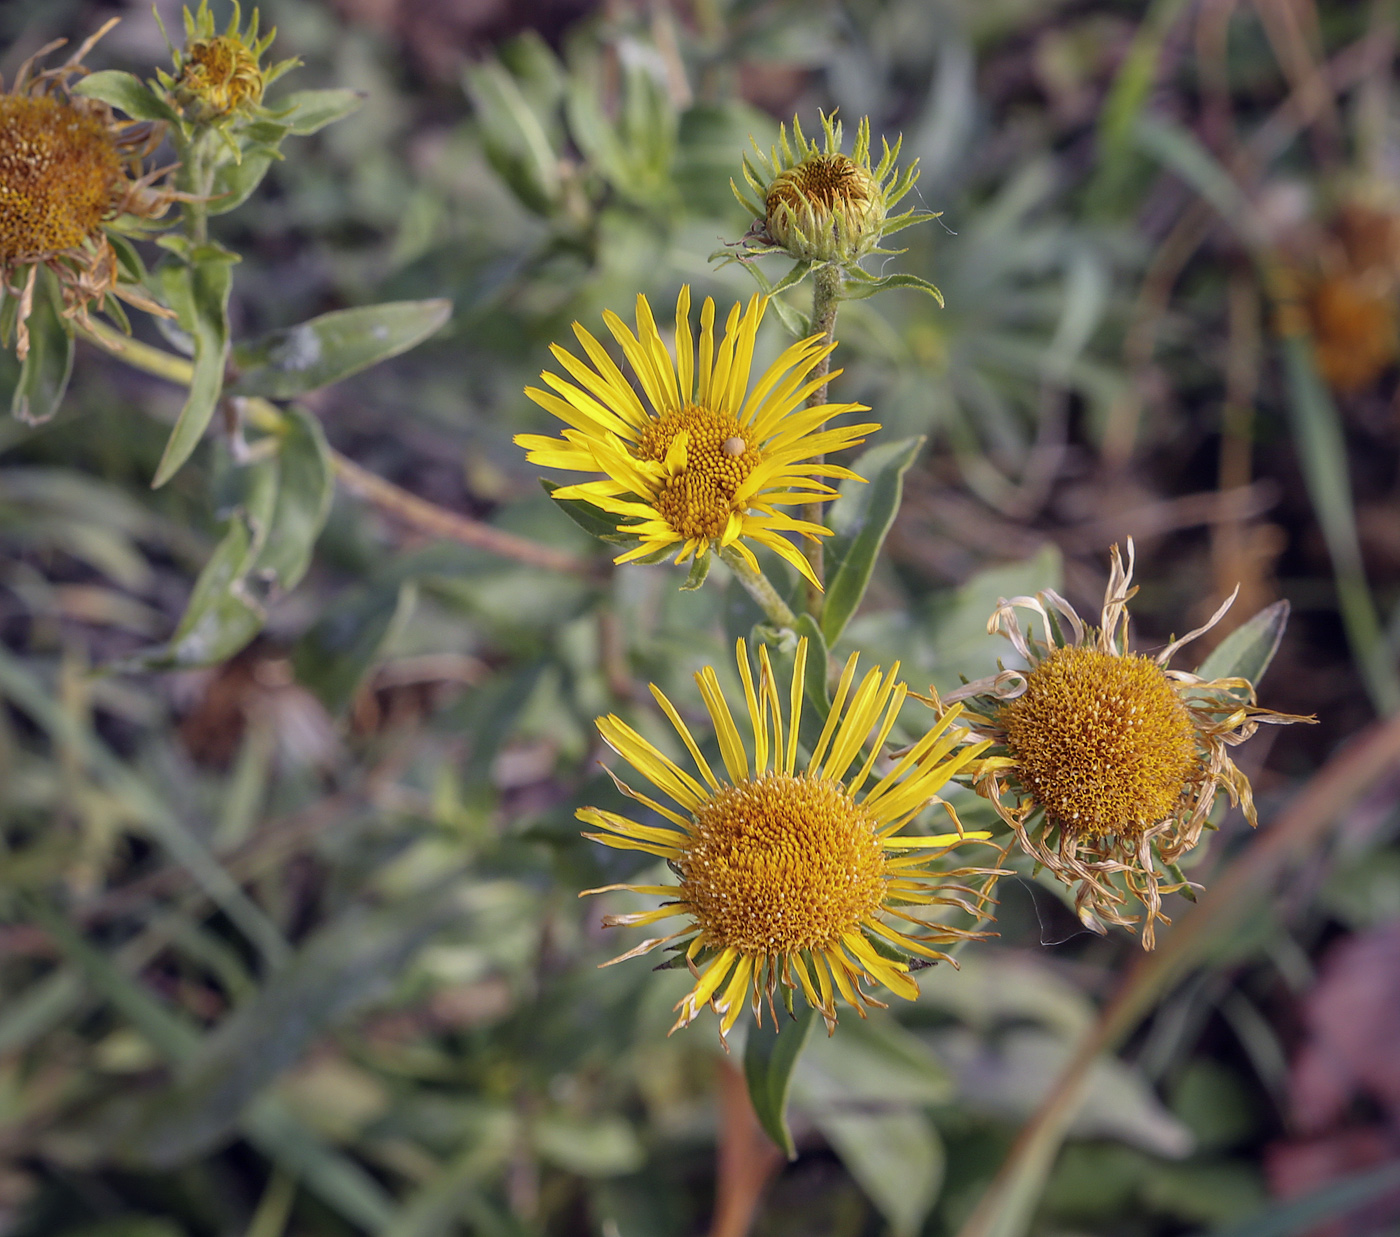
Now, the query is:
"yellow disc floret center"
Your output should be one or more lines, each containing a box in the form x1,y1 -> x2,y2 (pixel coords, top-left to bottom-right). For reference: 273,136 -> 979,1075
767,153 -> 876,215
680,774 -> 886,955
1000,646 -> 1201,838
634,405 -> 762,541
179,37 -> 264,115
0,96 -> 120,265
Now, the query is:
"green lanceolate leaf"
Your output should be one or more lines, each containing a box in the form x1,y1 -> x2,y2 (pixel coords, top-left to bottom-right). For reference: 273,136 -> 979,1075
840,269 -> 945,305
152,245 -> 237,487
270,87 -> 365,135
11,269 -> 74,425
230,300 -> 453,399
293,579 -> 419,714
541,479 -> 636,546
743,1001 -> 816,1160
1194,600 -> 1290,689
73,70 -> 182,124
823,436 -> 924,646
208,148 -> 278,217
250,406 -> 333,590
681,548 -> 711,591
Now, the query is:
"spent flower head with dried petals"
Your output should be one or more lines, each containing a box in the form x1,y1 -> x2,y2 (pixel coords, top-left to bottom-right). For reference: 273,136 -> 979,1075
920,541 -> 1314,949
580,637 -> 1004,1041
515,286 -> 877,588
0,20 -> 178,373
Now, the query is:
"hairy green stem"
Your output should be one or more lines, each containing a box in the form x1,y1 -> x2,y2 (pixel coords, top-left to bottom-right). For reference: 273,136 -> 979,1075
721,546 -> 798,630
802,263 -> 843,618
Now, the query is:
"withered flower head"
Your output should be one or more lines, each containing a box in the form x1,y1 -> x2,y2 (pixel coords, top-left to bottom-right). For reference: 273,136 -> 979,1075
0,20 -> 176,366
921,541 -> 1313,949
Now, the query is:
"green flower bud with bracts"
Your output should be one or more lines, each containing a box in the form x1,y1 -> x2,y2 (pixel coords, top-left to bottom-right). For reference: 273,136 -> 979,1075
721,111 -> 944,311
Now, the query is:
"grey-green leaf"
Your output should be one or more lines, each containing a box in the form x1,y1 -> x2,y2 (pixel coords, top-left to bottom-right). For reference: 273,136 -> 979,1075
293,579 -> 418,714
251,406 -> 333,590
73,70 -> 181,123
743,1002 -> 816,1160
1193,600 -> 1290,688
270,87 -> 365,135
10,271 -> 74,426
152,247 -> 237,487
822,436 -> 924,646
230,300 -> 452,400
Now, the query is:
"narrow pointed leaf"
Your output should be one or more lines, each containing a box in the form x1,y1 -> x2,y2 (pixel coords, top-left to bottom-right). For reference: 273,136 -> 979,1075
74,70 -> 181,123
743,1002 -> 816,1159
1194,600 -> 1291,688
11,271 -> 74,425
822,436 -> 924,646
270,87 -> 365,135
230,300 -> 452,399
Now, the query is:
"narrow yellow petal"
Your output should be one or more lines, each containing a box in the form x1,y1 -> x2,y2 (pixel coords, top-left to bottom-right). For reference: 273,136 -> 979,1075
650,683 -> 720,790
675,285 -> 694,405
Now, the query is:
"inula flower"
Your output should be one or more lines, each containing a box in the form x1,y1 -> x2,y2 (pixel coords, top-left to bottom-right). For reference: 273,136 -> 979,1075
732,113 -> 927,267
0,21 -> 175,363
157,1 -> 296,126
516,287 -> 877,586
923,542 -> 1313,949
580,637 -> 1000,1040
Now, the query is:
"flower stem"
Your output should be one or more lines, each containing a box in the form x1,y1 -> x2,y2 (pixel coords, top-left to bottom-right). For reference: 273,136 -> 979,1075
802,263 -> 843,618
721,546 -> 798,630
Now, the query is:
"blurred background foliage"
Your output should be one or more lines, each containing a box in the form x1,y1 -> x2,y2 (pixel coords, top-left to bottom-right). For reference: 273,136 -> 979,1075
2,0 -> 1400,1235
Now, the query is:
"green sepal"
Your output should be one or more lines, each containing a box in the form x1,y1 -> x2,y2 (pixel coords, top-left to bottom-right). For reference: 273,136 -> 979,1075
681,548 -> 712,591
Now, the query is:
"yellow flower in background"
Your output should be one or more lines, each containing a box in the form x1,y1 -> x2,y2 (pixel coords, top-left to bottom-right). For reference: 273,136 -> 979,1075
516,287 -> 877,586
0,20 -> 175,363
580,637 -> 1000,1041
924,541 -> 1314,949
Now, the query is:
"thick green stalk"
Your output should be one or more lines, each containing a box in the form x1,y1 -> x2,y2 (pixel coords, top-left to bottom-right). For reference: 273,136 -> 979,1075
801,264 -> 843,618
721,546 -> 798,630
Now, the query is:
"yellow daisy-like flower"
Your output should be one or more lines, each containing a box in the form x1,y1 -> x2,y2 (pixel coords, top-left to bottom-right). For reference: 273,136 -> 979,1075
923,541 -> 1313,949
515,287 -> 877,587
580,636 -> 1000,1041
0,21 -> 176,363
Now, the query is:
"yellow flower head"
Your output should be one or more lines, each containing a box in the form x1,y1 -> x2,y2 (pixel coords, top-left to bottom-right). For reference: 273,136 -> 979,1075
515,287 -> 878,587
734,113 -> 924,266
158,1 -> 296,125
580,636 -> 1000,1041
924,541 -> 1314,949
0,20 -> 176,362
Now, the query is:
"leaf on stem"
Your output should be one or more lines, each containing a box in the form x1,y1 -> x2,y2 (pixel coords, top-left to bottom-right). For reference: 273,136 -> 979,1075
743,1001 -> 816,1160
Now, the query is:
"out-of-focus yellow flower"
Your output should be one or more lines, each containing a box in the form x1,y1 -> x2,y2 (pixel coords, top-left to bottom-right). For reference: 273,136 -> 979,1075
516,287 -> 877,587
0,20 -> 175,361
579,636 -> 1001,1041
922,541 -> 1314,949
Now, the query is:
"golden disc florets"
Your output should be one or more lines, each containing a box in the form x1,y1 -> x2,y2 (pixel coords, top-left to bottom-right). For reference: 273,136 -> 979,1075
683,774 -> 886,955
634,406 -> 763,542
176,34 -> 264,118
579,637 -> 1003,1039
0,95 -> 120,265
1000,646 -> 1200,838
924,540 -> 1315,949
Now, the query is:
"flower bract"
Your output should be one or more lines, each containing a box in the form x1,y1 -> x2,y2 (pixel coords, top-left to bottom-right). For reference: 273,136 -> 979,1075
579,636 -> 1000,1040
924,540 -> 1314,948
516,287 -> 878,587
156,1 -> 297,128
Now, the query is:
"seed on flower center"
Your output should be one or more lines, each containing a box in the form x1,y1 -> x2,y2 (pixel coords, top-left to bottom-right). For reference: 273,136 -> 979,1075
634,405 -> 762,541
1000,646 -> 1201,838
0,96 -> 120,265
767,153 -> 876,216
679,774 -> 886,955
